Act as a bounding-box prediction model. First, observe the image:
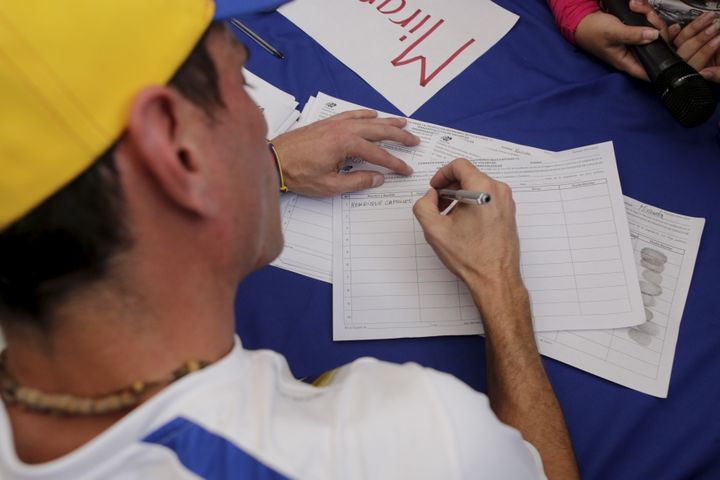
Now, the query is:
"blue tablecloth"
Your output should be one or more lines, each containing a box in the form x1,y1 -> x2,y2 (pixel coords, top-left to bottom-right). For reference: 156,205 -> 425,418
234,1 -> 720,478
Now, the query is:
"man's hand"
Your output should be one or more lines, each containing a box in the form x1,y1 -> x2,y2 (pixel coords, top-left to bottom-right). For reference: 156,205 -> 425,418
271,109 -> 419,197
415,159 -> 580,479
413,159 -> 522,301
575,10 -> 660,81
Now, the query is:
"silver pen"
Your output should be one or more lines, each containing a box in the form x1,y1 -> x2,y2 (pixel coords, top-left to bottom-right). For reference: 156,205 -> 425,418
438,189 -> 491,205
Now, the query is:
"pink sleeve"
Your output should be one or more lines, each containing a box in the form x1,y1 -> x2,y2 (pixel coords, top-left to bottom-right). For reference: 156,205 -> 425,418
547,0 -> 601,45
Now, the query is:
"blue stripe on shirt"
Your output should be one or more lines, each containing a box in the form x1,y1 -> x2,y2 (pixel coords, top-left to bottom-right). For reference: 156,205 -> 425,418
143,416 -> 289,479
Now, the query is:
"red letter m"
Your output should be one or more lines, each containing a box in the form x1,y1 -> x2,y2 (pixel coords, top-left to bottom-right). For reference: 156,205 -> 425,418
391,19 -> 476,87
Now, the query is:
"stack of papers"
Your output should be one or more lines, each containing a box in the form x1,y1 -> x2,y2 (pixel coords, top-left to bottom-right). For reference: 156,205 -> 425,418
540,198 -> 703,397
254,84 -> 704,398
244,70 -> 301,138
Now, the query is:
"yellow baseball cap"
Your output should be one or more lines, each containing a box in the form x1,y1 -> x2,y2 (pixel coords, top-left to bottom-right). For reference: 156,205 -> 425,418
0,0 -> 290,230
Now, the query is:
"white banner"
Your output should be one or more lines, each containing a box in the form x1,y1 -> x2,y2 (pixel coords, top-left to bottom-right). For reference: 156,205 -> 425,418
279,0 -> 518,115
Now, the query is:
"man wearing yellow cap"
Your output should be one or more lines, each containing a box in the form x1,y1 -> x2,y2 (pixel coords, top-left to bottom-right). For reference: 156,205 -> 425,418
0,0 -> 577,478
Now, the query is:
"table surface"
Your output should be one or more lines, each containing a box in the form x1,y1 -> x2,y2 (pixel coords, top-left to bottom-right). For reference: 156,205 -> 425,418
233,1 -> 720,478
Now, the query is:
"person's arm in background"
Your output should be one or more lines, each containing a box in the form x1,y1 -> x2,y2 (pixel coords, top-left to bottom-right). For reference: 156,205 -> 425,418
548,0 -> 601,44
413,160 -> 579,480
629,1 -> 720,82
548,0 -> 720,81
548,0 -> 659,79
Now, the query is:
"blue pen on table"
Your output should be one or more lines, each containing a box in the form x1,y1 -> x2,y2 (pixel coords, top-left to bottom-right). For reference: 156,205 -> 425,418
230,18 -> 284,60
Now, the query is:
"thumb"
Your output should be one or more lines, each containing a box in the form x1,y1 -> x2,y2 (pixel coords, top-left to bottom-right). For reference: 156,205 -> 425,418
609,23 -> 659,45
628,0 -> 654,15
700,67 -> 720,83
615,53 -> 650,80
333,171 -> 385,193
413,189 -> 441,226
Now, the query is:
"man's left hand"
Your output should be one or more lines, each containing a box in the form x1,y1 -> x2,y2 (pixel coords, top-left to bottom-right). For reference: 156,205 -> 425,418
271,109 -> 419,197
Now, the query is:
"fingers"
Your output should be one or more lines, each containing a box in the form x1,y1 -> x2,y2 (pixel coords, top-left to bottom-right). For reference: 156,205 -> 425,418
628,0 -> 654,15
426,159 -> 514,215
607,22 -> 659,45
629,0 -> 670,37
329,109 -> 379,121
339,116 -> 420,146
687,36 -> 720,72
613,50 -> 650,80
350,120 -> 421,147
332,171 -> 386,193
667,24 -> 682,44
674,16 -> 720,68
332,114 -> 421,165
700,66 -> 720,82
412,189 -> 442,228
575,12 -> 654,81
429,158 -> 493,190
347,137 -> 414,176
646,11 -> 670,38
673,12 -> 716,48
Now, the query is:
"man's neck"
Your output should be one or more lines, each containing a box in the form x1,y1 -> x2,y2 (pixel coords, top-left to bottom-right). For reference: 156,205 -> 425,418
4,288 -> 235,396
1,259 -> 239,463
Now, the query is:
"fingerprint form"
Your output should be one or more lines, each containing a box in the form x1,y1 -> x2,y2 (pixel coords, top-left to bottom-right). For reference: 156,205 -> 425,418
637,320 -> 659,336
640,280 -> 662,296
629,328 -> 652,346
642,269 -> 663,284
642,293 -> 656,307
630,247 -> 668,346
641,247 -> 667,265
641,259 -> 665,273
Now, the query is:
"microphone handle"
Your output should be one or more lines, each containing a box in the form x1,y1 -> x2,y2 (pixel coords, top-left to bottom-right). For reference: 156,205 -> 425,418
602,0 -> 684,81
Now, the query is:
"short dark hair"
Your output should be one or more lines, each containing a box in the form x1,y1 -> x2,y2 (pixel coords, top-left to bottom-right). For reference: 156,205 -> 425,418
0,23 -> 225,328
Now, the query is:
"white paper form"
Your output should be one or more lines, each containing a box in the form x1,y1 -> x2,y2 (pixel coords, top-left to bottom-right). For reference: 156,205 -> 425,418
270,97 -> 339,282
279,0 -> 518,116
270,94 -> 436,282
537,197 -> 705,397
270,92 -> 551,282
244,70 -> 300,138
333,139 -> 646,340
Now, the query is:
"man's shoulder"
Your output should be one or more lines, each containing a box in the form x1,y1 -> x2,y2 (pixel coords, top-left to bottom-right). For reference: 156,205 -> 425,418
166,350 -> 500,478
0,345 -> 543,480
319,357 -> 546,479
322,356 -> 487,413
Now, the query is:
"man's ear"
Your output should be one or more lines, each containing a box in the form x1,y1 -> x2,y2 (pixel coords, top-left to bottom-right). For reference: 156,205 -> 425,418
124,86 -> 215,217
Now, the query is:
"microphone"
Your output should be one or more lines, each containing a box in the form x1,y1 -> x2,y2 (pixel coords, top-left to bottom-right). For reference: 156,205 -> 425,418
603,0 -> 716,127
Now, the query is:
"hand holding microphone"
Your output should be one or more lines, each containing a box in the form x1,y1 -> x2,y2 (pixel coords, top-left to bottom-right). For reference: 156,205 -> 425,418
631,1 -> 720,83
575,9 -> 661,81
601,0 -> 717,126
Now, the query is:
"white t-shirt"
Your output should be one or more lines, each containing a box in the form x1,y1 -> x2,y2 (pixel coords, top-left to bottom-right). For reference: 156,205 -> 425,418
0,337 -> 546,479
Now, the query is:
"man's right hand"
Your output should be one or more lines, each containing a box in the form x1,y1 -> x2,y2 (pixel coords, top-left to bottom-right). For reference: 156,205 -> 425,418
412,159 -> 522,301
415,159 -> 580,479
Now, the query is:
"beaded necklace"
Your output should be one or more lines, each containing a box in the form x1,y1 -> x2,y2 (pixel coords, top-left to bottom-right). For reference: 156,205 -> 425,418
0,351 -> 211,416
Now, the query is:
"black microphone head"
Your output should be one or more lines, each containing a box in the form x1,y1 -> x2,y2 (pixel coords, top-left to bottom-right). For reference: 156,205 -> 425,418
654,62 -> 716,128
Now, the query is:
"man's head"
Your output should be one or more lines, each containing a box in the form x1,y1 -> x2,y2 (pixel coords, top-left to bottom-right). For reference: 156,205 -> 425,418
0,0 -> 289,328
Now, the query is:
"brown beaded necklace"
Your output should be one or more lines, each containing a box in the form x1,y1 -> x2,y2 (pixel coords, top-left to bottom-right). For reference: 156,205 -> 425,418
0,351 -> 212,416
